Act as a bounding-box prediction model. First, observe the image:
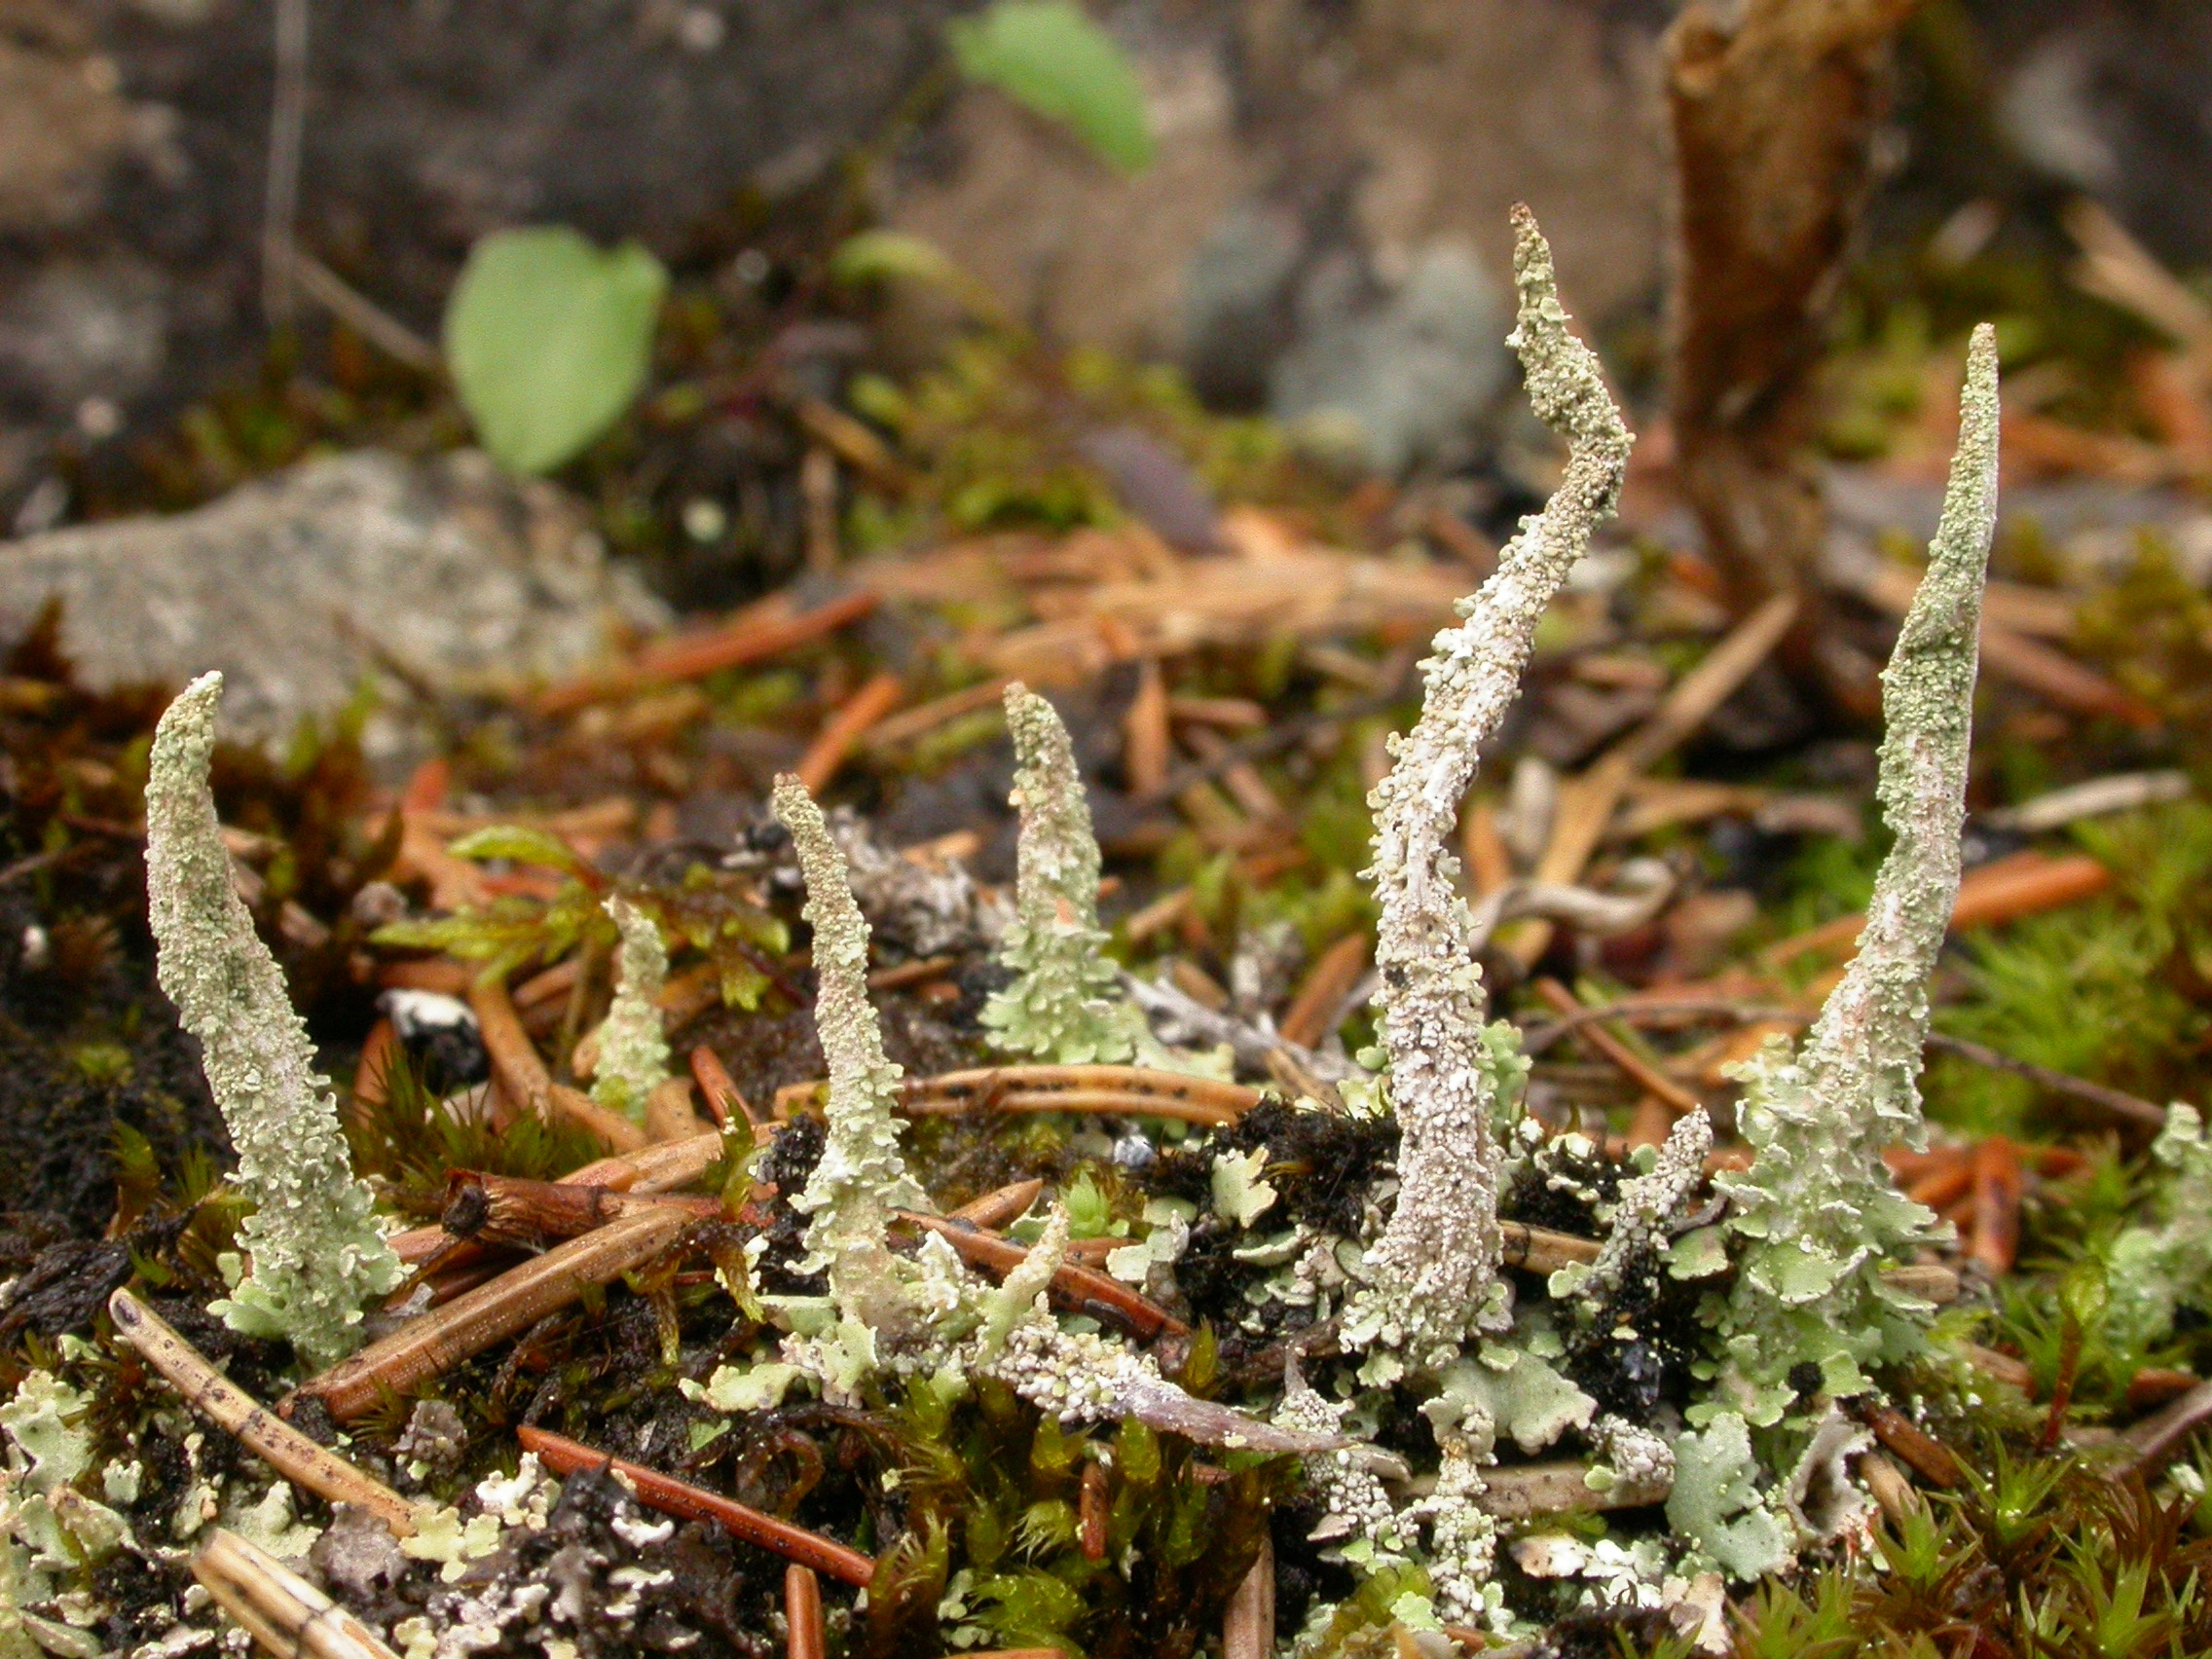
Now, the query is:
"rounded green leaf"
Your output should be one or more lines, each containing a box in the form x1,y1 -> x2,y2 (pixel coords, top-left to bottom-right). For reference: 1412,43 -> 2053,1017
444,227 -> 669,475
947,1 -> 1155,173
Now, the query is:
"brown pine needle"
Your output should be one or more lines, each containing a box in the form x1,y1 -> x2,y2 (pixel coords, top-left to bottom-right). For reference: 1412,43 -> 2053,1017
296,1205 -> 692,1422
517,1427 -> 877,1585
193,1529 -> 404,1659
109,1291 -> 419,1537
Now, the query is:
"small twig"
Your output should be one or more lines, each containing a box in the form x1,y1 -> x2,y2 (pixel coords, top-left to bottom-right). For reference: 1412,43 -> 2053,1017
1763,849 -> 2111,968
260,0 -> 311,328
2118,1379 -> 2212,1479
1222,1530 -> 1273,1659
775,1064 -> 1262,1126
897,1211 -> 1187,1341
1852,1404 -> 1960,1488
1277,932 -> 1368,1050
866,954 -> 956,991
1078,1460 -> 1108,1564
109,1291 -> 418,1536
1470,1458 -> 1671,1520
1499,1223 -> 1600,1274
1520,998 -> 1806,1056
1505,594 -> 1798,970
194,1529 -> 402,1659
1923,1031 -> 2166,1129
537,591 -> 878,716
438,1171 -> 717,1251
517,1426 -> 877,1584
1530,978 -> 1702,1115
863,678 -> 1013,754
687,1045 -> 751,1128
795,671 -> 904,793
951,1178 -> 1045,1230
1143,677 -> 1417,807
470,977 -> 647,1152
291,253 -> 440,372
294,1205 -> 691,1421
1970,1136 -> 2023,1274
785,1564 -> 825,1659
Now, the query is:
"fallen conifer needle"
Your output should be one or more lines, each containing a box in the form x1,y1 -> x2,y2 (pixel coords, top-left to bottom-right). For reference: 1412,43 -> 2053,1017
109,1290 -> 419,1537
295,1204 -> 692,1422
516,1426 -> 877,1585
194,1529 -> 405,1659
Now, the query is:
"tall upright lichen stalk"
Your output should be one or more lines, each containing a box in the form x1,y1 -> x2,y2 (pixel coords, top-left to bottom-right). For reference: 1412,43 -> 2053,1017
144,674 -> 402,1367
1346,206 -> 1634,1369
1714,325 -> 2001,1423
772,775 -> 928,1336
980,683 -> 1133,1064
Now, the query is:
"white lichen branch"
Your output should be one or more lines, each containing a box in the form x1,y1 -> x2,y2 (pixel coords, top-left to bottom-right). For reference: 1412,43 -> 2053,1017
772,775 -> 929,1337
1346,205 -> 1634,1369
145,673 -> 401,1367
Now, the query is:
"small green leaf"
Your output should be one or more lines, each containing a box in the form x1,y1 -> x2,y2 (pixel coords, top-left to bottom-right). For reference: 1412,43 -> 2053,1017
444,227 -> 668,475
947,1 -> 1155,173
446,825 -> 588,876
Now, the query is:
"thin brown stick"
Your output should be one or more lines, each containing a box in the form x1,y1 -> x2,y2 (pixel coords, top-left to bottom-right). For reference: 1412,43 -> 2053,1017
1506,596 -> 1797,969
866,954 -> 957,991
863,678 -> 1013,753
1530,978 -> 1702,1116
796,671 -> 904,793
470,977 -> 647,1152
2118,1379 -> 2212,1478
1763,849 -> 2111,967
951,1178 -> 1046,1230
897,1212 -> 1187,1341
1078,1461 -> 1108,1564
109,1292 -> 419,1536
1124,658 -> 1171,797
517,1427 -> 876,1585
537,590 -> 878,716
1278,932 -> 1368,1050
1473,1458 -> 1671,1520
785,1564 -> 825,1659
688,1045 -> 752,1128
1924,1031 -> 2166,1130
295,1206 -> 691,1422
1222,1530 -> 1273,1659
438,1172 -> 718,1250
1853,1403 -> 1960,1488
194,1530 -> 404,1659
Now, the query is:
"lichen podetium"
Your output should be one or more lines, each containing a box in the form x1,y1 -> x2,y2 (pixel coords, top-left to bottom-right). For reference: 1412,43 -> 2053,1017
771,774 -> 929,1339
1344,205 -> 1634,1372
1711,325 -> 2003,1425
980,682 -> 1139,1064
144,673 -> 402,1368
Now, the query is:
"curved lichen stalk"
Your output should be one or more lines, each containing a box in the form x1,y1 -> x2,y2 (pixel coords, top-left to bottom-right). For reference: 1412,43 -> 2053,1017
145,674 -> 402,1368
772,776 -> 928,1336
1345,206 -> 1634,1370
980,683 -> 1135,1064
1713,325 -> 2001,1421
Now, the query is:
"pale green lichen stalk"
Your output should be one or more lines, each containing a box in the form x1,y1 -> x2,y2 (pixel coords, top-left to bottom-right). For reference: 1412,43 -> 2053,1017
2105,1104 -> 2212,1352
773,776 -> 929,1337
980,683 -> 1135,1063
1711,325 -> 2001,1424
1345,205 -> 1634,1369
591,896 -> 671,1121
145,674 -> 402,1368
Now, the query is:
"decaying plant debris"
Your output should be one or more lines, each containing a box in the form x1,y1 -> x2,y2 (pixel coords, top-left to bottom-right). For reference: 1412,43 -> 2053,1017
8,195 -> 2212,1659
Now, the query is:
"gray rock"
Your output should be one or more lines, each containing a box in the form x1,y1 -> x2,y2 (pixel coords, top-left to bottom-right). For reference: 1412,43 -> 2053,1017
0,449 -> 665,753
